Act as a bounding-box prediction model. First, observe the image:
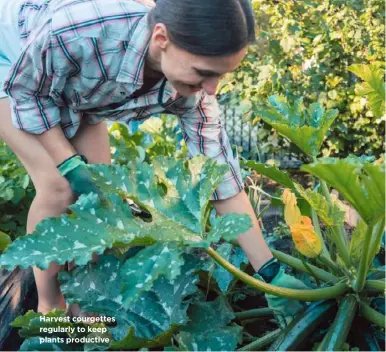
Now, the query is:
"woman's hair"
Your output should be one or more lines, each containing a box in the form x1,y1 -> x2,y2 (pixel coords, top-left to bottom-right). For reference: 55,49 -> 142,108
147,0 -> 256,56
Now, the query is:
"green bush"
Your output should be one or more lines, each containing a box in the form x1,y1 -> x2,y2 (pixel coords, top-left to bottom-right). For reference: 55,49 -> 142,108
220,0 -> 385,158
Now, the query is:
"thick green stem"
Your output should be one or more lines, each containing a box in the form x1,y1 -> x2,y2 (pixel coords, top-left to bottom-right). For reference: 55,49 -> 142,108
235,308 -> 273,320
238,329 -> 281,351
271,249 -> 339,284
206,247 -> 348,301
364,280 -> 386,293
354,222 -> 375,292
359,300 -> 386,328
311,208 -> 331,260
316,253 -> 345,277
316,167 -> 351,267
366,218 -> 385,270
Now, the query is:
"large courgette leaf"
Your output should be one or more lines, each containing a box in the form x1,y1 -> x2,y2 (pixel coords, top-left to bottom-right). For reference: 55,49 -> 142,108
175,296 -> 242,351
302,157 -> 385,224
0,155 -> 251,270
254,95 -> 338,156
59,252 -> 200,349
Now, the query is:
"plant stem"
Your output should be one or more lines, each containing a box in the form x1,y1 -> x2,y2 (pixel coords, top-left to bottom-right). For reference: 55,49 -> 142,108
237,329 -> 281,351
272,249 -> 339,284
300,256 -> 321,287
364,280 -> 386,293
359,300 -> 386,328
329,226 -> 351,267
354,222 -> 375,292
366,218 -> 385,270
318,177 -> 351,267
235,308 -> 273,320
206,247 -> 348,301
311,208 -> 332,261
316,253 -> 345,277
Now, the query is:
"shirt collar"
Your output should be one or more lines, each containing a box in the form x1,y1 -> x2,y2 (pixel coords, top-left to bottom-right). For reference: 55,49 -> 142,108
116,13 -> 179,102
116,14 -> 151,86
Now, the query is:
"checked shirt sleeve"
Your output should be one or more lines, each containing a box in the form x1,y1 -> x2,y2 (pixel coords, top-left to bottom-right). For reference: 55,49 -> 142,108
3,23 -> 61,135
175,92 -> 245,200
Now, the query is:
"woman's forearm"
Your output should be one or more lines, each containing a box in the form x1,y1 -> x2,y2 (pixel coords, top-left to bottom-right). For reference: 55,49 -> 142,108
211,189 -> 273,271
35,125 -> 77,164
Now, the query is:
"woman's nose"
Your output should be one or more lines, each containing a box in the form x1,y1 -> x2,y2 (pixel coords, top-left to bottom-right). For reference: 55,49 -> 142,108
201,77 -> 221,96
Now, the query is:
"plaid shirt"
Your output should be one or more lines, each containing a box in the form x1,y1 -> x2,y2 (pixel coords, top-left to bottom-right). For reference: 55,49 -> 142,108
3,0 -> 244,200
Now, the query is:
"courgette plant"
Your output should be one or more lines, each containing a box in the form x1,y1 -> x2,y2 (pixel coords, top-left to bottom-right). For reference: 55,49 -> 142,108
0,97 -> 384,350
239,95 -> 385,351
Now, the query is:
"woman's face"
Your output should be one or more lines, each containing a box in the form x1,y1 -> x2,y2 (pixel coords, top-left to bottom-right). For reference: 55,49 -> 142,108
148,24 -> 248,98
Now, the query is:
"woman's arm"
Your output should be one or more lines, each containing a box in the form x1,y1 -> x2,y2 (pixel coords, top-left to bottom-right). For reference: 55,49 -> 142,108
173,92 -> 274,270
35,125 -> 77,164
211,189 -> 273,271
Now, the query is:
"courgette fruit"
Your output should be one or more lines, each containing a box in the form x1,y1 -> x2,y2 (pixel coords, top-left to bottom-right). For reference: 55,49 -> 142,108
317,295 -> 358,351
268,300 -> 337,351
364,327 -> 381,351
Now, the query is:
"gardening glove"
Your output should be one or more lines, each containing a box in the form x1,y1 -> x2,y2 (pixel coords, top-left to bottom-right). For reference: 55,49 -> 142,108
57,154 -> 152,219
254,257 -> 310,328
57,154 -> 103,198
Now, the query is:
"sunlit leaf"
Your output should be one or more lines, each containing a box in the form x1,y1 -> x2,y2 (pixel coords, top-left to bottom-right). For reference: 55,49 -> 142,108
302,157 -> 385,224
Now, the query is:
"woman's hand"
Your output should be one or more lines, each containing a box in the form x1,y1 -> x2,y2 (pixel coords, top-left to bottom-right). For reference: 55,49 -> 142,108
255,258 -> 310,328
57,154 -> 103,198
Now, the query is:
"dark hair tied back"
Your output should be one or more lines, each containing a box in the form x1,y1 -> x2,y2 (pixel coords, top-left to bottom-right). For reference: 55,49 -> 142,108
147,0 -> 256,56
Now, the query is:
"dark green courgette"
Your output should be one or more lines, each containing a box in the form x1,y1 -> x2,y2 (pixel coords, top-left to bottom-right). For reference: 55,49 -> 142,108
317,295 -> 358,351
268,300 -> 337,351
364,327 -> 381,351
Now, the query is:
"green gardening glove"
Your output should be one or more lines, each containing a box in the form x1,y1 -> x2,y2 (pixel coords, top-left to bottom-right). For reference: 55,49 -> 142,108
254,257 -> 310,328
57,154 -> 103,198
57,154 -> 152,219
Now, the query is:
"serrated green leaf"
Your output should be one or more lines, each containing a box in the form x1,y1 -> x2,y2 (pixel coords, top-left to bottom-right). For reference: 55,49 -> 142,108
59,253 -> 200,349
10,309 -> 83,340
14,309 -> 110,351
241,160 -> 295,189
203,243 -> 248,292
175,297 -> 242,351
348,63 -> 385,118
0,156 -> 252,271
302,157 -> 385,224
294,183 -> 345,226
254,95 -> 338,156
120,243 -> 184,305
19,337 -> 67,351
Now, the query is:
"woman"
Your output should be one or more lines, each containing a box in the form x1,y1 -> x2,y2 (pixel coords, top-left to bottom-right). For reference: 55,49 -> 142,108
0,0 -> 304,321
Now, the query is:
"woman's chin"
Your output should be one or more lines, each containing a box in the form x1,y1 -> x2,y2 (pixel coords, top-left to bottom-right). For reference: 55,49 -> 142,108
178,88 -> 201,98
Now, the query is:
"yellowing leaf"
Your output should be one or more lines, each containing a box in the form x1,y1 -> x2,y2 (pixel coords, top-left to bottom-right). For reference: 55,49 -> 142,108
290,216 -> 322,258
281,189 -> 301,225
